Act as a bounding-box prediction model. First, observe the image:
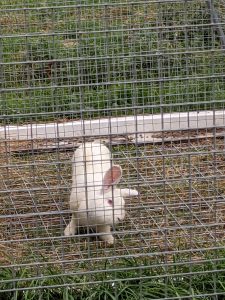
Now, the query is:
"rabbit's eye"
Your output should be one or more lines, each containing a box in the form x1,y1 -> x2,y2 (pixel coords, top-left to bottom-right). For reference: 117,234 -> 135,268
107,199 -> 113,206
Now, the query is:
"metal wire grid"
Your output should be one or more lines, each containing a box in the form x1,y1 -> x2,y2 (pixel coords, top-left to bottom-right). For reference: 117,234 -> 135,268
1,0 -> 225,123
1,138 -> 225,295
0,0 -> 225,298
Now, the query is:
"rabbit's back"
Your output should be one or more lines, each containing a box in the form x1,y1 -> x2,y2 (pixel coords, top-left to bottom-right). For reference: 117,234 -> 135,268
71,143 -> 111,195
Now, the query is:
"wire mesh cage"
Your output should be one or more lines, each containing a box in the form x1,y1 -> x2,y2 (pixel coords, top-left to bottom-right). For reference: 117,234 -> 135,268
1,0 -> 225,298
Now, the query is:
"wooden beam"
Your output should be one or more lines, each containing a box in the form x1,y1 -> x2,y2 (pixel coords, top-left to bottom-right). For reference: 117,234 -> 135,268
0,110 -> 224,141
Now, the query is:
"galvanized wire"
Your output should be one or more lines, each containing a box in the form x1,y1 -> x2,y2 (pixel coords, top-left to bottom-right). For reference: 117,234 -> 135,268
0,0 -> 225,299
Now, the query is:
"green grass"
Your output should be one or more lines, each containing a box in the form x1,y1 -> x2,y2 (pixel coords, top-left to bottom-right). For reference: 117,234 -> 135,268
1,1 -> 225,297
2,76 -> 225,123
1,251 -> 225,299
1,1 -> 225,123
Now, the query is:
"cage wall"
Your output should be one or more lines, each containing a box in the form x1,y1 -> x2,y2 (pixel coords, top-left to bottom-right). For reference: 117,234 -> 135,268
1,0 -> 225,298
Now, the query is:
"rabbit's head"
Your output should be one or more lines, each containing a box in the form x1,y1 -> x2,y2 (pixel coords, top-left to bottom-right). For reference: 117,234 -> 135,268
89,165 -> 138,226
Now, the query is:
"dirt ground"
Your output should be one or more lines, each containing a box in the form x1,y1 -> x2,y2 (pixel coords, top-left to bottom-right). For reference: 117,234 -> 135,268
0,136 -> 225,272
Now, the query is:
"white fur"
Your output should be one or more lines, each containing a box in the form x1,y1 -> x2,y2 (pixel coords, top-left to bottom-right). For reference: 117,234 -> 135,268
64,142 -> 138,244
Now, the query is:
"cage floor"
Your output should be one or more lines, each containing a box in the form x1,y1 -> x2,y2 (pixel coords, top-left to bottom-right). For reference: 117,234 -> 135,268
0,137 -> 225,275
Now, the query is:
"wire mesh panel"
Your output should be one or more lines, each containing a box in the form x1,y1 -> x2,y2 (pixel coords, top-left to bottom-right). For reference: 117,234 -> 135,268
1,0 -> 225,299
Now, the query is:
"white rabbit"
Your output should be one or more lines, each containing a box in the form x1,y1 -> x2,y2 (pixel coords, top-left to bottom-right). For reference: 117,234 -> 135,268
64,142 -> 138,244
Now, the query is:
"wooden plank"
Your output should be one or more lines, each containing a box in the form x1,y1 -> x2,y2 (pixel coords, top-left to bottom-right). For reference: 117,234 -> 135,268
3,129 -> 225,156
0,110 -> 224,141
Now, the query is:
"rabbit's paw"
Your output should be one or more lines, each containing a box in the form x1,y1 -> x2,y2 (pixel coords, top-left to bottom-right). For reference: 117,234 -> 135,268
100,234 -> 114,245
64,223 -> 76,236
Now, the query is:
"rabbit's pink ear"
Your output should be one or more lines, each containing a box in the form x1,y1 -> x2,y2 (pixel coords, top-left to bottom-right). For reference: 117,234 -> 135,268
102,165 -> 122,192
